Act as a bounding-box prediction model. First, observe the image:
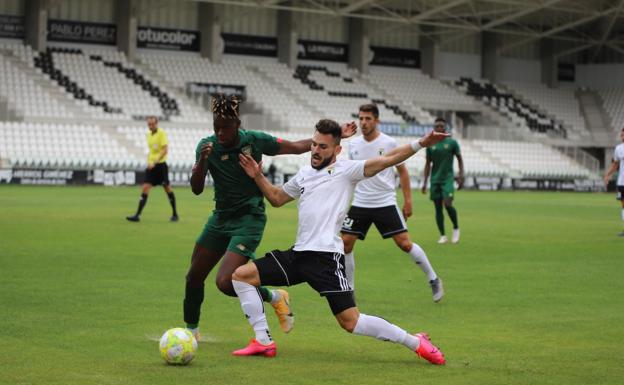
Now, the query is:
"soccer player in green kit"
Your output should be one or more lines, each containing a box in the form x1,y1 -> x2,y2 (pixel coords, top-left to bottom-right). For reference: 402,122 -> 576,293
185,94 -> 356,340
422,117 -> 464,244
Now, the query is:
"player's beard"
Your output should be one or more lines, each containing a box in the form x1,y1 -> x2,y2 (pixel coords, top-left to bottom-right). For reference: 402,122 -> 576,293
311,154 -> 333,170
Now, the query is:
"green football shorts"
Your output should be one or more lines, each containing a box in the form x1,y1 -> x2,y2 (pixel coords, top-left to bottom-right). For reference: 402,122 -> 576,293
430,179 -> 455,201
196,212 -> 266,259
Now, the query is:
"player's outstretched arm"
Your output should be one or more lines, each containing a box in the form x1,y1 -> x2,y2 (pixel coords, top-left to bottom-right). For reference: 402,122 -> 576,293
191,143 -> 213,195
239,154 -> 294,207
363,131 -> 449,178
277,122 -> 357,155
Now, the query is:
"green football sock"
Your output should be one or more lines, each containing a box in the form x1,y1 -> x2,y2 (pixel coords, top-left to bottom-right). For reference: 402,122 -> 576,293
259,286 -> 273,302
446,205 -> 459,229
434,200 -> 445,235
183,283 -> 204,326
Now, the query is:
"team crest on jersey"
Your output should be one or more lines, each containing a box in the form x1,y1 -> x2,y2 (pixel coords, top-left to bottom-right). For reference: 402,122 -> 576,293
221,154 -> 229,161
444,144 -> 449,149
327,167 -> 335,175
378,148 -> 385,155
241,145 -> 252,156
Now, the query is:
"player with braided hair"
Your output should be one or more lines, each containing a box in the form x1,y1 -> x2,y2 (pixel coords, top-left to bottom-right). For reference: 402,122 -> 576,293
184,93 -> 356,341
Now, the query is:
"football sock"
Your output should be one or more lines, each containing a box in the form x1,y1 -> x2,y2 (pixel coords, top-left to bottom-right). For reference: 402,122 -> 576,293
434,200 -> 445,235
135,193 -> 148,216
232,280 -> 272,345
445,205 -> 459,229
344,251 -> 355,289
353,313 -> 419,351
407,243 -> 437,281
183,283 -> 204,326
259,286 -> 273,302
621,208 -> 624,221
269,290 -> 281,305
167,191 -> 178,216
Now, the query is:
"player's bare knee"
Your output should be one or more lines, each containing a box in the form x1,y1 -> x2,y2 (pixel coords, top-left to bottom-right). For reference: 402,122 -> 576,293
443,200 -> 453,208
397,240 -> 412,252
337,317 -> 357,333
232,265 -> 253,283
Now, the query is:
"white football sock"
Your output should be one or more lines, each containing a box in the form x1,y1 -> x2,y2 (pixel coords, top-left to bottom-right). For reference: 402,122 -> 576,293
353,313 -> 419,351
344,251 -> 355,289
407,243 -> 437,281
621,208 -> 624,221
269,290 -> 281,305
232,280 -> 272,345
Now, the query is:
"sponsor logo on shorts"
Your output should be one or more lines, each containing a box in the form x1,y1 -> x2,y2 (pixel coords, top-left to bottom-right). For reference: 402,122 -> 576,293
236,244 -> 247,251
221,154 -> 229,160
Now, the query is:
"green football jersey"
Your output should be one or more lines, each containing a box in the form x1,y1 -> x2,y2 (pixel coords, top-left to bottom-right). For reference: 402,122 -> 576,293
426,137 -> 460,184
195,129 -> 281,216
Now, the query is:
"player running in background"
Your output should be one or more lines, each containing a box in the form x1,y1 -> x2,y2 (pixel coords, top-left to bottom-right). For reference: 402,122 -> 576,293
422,117 -> 464,244
231,120 -> 447,363
341,104 -> 443,302
126,116 -> 178,222
185,94 -> 356,340
603,127 -> 624,236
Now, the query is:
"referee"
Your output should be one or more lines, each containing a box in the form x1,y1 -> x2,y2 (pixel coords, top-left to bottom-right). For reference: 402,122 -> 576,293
126,116 -> 179,222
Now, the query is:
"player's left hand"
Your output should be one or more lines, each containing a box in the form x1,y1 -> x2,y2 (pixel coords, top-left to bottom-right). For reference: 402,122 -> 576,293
340,121 -> 357,139
239,154 -> 263,179
455,175 -> 464,190
402,201 -> 412,219
147,162 -> 155,170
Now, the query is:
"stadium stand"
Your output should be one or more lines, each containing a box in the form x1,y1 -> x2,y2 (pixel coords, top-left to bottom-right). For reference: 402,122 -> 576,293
454,77 -> 566,138
502,81 -> 587,140
597,87 -> 624,131
473,140 -> 591,179
365,66 -> 474,115
0,41 -> 602,184
0,48 -> 72,119
0,121 -> 142,170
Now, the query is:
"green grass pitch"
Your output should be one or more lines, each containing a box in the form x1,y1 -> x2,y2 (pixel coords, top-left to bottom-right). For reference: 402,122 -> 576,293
1,185 -> 623,385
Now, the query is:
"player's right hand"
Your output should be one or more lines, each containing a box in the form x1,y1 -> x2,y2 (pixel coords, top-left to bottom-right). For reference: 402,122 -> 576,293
418,131 -> 449,147
604,176 -> 610,186
421,185 -> 427,194
199,142 -> 214,160
239,154 -> 263,179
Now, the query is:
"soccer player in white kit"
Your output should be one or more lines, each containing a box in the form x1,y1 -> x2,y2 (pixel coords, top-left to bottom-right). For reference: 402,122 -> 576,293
341,104 -> 443,302
229,119 -> 448,364
604,127 -> 624,236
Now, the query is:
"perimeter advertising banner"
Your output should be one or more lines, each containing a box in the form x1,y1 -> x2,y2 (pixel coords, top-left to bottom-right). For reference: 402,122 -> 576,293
222,33 -> 277,57
47,19 -> 116,45
137,26 -> 200,51
0,14 -> 24,38
297,40 -> 348,62
369,46 -> 421,69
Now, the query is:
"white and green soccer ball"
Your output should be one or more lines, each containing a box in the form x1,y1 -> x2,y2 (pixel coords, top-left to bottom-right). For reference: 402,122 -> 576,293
159,328 -> 198,365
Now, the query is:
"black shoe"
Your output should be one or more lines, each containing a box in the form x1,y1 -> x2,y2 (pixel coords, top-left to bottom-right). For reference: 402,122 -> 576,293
126,215 -> 140,222
170,215 -> 179,222
618,231 -> 624,237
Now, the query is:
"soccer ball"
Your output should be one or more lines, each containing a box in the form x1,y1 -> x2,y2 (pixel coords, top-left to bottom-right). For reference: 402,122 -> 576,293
159,328 -> 198,365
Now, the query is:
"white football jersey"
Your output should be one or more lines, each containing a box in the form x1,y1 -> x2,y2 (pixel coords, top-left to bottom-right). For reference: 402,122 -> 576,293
282,159 -> 366,254
348,133 -> 400,208
615,143 -> 624,186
